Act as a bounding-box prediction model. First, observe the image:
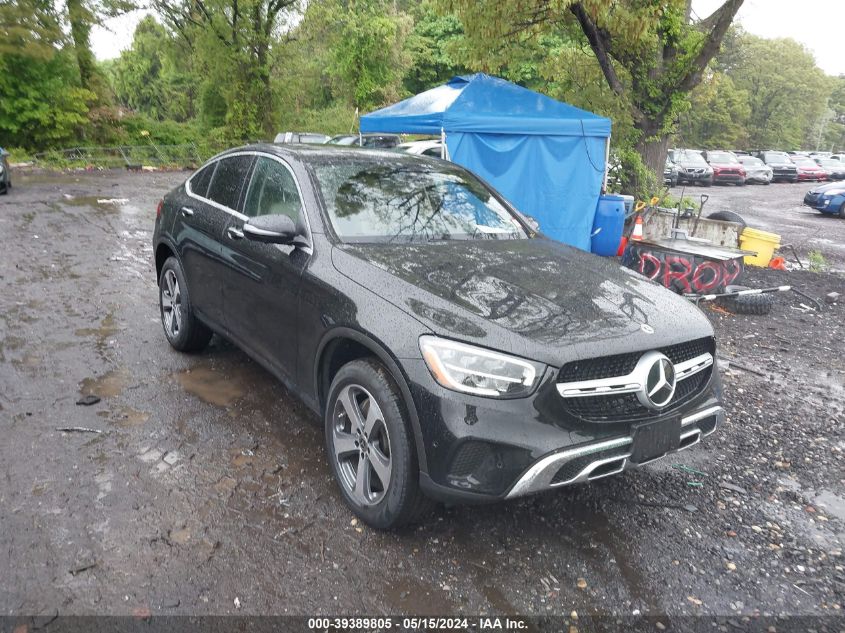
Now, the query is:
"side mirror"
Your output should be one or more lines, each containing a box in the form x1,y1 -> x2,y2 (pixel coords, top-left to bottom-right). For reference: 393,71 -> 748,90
243,214 -> 298,244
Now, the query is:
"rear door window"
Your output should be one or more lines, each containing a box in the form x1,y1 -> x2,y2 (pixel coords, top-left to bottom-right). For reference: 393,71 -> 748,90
189,162 -> 217,198
206,155 -> 255,210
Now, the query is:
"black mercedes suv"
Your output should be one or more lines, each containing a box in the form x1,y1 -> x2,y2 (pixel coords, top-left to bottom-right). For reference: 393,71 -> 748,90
152,144 -> 724,529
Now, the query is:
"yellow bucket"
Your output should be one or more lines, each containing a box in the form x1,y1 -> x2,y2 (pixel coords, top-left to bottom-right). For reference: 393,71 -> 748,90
739,226 -> 781,267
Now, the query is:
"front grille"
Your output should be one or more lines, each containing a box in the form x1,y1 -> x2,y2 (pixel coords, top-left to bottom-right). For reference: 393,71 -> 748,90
558,337 -> 712,383
557,338 -> 714,422
550,445 -> 630,484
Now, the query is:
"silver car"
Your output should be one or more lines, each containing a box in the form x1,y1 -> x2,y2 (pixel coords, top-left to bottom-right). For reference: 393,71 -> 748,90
737,155 -> 773,185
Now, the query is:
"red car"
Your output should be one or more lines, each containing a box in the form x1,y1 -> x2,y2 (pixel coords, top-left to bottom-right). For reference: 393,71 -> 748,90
703,150 -> 746,185
791,155 -> 828,182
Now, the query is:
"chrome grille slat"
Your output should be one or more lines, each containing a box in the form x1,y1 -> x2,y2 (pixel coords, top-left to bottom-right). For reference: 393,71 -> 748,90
556,338 -> 715,422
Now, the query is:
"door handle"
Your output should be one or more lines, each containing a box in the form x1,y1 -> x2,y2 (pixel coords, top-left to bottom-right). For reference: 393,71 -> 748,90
180,206 -> 195,217
227,227 -> 244,240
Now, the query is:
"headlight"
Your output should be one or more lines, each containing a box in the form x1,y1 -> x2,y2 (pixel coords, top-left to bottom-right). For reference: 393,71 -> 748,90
419,335 -> 544,398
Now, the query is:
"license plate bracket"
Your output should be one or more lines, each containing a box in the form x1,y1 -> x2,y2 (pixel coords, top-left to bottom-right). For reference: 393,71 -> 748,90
630,418 -> 681,464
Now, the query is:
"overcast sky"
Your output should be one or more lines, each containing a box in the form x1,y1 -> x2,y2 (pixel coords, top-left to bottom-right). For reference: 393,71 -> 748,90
91,0 -> 845,77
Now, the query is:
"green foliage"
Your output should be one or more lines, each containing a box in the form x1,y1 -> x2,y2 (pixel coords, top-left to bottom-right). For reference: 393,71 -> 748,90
607,147 -> 658,201
108,16 -> 193,121
316,0 -> 411,110
722,33 -> 830,149
403,3 -> 467,94
681,72 -> 750,148
808,250 -> 827,272
0,51 -> 95,148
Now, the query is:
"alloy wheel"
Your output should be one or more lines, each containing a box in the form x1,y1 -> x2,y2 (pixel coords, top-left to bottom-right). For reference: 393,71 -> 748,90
161,269 -> 182,338
332,384 -> 392,506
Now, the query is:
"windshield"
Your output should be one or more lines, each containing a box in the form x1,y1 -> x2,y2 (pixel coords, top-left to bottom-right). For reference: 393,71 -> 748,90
763,152 -> 792,163
739,157 -> 763,167
328,136 -> 357,146
791,156 -> 815,166
675,150 -> 708,166
706,151 -> 738,164
310,156 -> 528,243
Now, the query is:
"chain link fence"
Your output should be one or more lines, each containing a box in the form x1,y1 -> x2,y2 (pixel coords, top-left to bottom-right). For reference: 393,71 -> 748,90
32,143 -> 217,169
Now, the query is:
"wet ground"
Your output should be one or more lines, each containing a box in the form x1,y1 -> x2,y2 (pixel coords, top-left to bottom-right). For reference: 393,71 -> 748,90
669,180 -> 845,268
1,170 -> 844,621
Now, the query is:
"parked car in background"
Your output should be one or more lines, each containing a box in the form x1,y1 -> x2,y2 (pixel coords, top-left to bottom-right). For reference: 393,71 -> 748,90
0,148 -> 10,194
814,158 -> 845,181
753,151 -> 798,183
152,144 -> 725,528
327,134 -> 402,149
702,150 -> 746,186
829,154 -> 845,163
396,140 -> 444,158
790,155 -> 828,182
273,132 -> 331,144
737,155 -> 773,185
804,181 -> 845,218
670,149 -> 714,186
664,157 -> 680,186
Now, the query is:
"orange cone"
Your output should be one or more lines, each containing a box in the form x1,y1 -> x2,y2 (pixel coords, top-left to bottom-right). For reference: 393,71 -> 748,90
631,214 -> 644,241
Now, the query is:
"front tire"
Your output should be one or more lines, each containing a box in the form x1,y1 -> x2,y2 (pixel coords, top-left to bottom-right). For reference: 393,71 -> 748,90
158,256 -> 212,352
325,359 -> 432,529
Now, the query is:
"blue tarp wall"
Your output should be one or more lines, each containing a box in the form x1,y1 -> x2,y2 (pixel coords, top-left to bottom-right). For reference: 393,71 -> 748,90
360,74 -> 611,251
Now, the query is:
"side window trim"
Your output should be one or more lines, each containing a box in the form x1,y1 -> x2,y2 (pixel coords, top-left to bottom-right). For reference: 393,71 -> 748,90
185,152 -> 256,220
185,150 -> 312,243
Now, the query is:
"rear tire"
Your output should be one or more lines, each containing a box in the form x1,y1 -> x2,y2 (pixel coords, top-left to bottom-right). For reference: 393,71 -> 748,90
158,256 -> 212,352
707,210 -> 747,231
325,358 -> 433,530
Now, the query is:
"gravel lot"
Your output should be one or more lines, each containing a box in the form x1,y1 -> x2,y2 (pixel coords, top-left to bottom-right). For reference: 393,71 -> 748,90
1,170 -> 844,626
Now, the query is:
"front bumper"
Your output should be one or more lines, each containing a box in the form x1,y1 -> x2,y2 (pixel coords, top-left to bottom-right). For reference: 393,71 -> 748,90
713,172 -> 745,184
405,354 -> 723,503
505,405 -> 723,498
804,191 -> 845,214
678,170 -> 713,184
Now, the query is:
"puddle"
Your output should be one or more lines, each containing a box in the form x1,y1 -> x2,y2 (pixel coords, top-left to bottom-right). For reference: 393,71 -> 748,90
97,405 -> 149,427
814,490 -> 845,522
75,311 -> 120,358
80,367 -> 130,398
174,365 -> 246,407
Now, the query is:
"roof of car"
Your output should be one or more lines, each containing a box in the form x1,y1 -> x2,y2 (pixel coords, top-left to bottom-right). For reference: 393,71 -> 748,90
214,143 -> 435,165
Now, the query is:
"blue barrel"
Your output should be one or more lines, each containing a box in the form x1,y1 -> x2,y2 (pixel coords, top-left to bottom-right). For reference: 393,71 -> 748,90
591,194 -> 626,256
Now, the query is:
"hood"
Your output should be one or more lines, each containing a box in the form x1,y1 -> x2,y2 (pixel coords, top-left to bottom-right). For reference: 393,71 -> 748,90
709,161 -> 742,169
331,238 -> 714,367
677,160 -> 712,170
810,181 -> 845,194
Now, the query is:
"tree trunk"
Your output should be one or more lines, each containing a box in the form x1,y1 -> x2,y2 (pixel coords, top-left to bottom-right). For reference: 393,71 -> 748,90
636,124 -> 670,184
66,0 -> 97,93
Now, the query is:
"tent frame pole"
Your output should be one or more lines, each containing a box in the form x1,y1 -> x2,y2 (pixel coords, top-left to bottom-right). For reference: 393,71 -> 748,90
602,134 -> 611,193
440,128 -> 447,160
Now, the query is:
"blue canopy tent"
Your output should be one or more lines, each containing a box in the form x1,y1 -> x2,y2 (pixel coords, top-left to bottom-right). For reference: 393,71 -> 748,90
360,73 -> 612,250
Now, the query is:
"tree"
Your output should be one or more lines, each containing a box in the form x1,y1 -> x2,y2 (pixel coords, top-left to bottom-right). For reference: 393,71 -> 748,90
109,16 -> 194,121
446,0 -> 745,178
311,0 -> 411,111
0,51 -> 95,148
681,72 -> 750,148
0,0 -> 63,59
723,35 -> 831,150
64,0 -> 135,101
403,2 -> 467,94
151,0 -> 301,137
